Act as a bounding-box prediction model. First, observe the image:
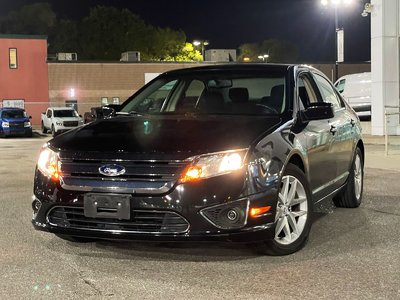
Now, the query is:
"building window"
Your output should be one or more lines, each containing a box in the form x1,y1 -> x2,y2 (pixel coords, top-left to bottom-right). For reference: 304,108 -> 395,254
112,97 -> 120,104
65,100 -> 78,111
9,48 -> 18,69
101,97 -> 108,105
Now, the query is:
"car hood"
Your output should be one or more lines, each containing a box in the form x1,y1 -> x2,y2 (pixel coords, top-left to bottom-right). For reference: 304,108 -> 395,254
50,114 -> 282,156
1,117 -> 28,123
54,117 -> 80,121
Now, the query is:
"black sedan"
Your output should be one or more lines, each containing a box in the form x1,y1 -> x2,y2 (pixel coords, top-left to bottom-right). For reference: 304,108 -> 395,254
32,64 -> 364,255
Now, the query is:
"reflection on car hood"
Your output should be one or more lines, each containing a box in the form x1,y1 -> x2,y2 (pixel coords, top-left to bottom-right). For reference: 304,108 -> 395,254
1,117 -> 28,123
50,115 -> 282,155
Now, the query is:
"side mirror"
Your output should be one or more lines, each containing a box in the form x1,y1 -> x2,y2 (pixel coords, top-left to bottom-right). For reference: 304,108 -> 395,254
102,104 -> 121,118
79,114 -> 82,118
29,116 -> 32,119
300,102 -> 334,122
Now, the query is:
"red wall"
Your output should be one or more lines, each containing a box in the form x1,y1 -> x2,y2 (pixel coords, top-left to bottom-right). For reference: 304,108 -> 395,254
0,36 -> 49,125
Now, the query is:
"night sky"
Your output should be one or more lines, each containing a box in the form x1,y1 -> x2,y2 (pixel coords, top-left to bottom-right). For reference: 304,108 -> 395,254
0,0 -> 371,62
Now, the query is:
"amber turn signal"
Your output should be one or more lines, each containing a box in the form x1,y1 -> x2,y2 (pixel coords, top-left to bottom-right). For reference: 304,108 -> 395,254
250,206 -> 271,218
179,166 -> 203,183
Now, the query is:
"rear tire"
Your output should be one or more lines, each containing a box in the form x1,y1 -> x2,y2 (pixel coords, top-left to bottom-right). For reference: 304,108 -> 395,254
334,147 -> 364,208
253,163 -> 313,256
55,234 -> 95,243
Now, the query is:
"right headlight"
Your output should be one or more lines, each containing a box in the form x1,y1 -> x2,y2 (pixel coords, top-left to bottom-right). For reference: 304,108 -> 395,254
2,122 -> 9,128
37,145 -> 60,181
179,149 -> 247,183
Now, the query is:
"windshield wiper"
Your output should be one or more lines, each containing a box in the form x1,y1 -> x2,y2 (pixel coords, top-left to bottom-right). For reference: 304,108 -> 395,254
115,111 -> 144,116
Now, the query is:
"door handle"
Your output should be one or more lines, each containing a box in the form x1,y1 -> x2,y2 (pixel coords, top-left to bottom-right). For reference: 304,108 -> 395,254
350,119 -> 356,127
330,125 -> 337,135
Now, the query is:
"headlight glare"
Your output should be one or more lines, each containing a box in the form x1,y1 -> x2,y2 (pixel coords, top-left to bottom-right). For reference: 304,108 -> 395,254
180,149 -> 247,183
37,147 -> 60,181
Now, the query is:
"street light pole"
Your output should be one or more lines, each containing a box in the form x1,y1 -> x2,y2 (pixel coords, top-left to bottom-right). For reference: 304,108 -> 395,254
335,5 -> 339,81
321,0 -> 353,81
193,40 -> 209,61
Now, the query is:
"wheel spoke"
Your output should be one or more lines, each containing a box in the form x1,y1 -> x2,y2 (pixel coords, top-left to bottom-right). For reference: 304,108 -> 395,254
286,179 -> 297,206
282,218 -> 291,242
287,212 -> 298,236
290,196 -> 307,206
275,217 -> 286,238
275,207 -> 284,222
290,210 -> 307,218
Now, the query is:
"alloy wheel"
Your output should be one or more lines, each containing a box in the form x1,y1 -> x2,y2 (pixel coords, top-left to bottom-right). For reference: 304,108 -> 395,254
275,175 -> 308,245
354,153 -> 362,200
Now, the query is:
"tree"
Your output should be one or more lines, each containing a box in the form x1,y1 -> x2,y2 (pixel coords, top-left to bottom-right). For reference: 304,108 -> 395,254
164,43 -> 203,62
0,3 -> 56,35
238,39 -> 299,63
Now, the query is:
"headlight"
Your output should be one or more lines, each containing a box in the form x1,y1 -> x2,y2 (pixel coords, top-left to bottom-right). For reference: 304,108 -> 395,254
2,122 -> 9,128
37,146 -> 60,181
179,149 -> 247,183
24,121 -> 31,127
56,122 -> 63,126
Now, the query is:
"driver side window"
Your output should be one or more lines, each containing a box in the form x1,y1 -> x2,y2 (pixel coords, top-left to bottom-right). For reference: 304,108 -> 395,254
313,73 -> 343,110
297,75 -> 318,110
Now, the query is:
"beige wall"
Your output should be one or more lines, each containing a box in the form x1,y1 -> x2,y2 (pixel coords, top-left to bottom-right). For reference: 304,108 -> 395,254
48,62 -> 371,115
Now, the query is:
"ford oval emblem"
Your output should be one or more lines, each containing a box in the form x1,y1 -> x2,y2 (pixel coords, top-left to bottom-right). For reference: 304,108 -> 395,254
99,164 -> 126,177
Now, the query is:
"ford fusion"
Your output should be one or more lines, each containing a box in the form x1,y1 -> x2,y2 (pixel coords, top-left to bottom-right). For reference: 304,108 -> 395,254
32,64 -> 364,255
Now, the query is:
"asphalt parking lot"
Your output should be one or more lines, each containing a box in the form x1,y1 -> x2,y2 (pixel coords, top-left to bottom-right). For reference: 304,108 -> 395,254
0,133 -> 399,299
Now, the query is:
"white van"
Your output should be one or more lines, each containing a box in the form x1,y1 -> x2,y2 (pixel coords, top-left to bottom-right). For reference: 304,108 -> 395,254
334,72 -> 371,119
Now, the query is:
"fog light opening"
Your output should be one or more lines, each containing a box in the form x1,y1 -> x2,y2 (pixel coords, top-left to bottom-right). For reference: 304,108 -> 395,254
227,209 -> 239,222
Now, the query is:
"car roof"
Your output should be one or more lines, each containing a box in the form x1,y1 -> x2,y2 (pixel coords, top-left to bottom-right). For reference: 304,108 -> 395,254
162,63 -> 295,76
51,107 -> 75,110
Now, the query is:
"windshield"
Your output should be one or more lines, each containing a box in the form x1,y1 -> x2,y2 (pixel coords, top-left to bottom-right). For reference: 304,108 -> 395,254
54,110 -> 78,118
1,110 -> 26,119
121,72 -> 287,115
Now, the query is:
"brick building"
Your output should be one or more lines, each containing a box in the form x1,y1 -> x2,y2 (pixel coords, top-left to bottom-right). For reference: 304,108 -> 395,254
0,35 -> 49,125
47,62 -> 207,115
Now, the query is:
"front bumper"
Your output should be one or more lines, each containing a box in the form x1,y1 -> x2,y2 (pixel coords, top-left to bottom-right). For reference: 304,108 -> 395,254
1,127 -> 32,137
32,170 -> 278,243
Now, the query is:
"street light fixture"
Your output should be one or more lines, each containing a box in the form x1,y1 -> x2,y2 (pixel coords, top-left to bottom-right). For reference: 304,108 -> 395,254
193,40 -> 209,60
320,0 -> 354,81
257,54 -> 269,62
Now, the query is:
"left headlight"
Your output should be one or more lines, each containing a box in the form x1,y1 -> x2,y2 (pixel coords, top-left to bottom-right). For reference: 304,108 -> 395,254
24,121 -> 31,127
179,149 -> 247,183
37,146 -> 61,181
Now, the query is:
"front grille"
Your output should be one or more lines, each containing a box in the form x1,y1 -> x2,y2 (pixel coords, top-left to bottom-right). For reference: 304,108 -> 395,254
47,206 -> 190,234
63,121 -> 78,127
60,158 -> 187,182
9,123 -> 24,128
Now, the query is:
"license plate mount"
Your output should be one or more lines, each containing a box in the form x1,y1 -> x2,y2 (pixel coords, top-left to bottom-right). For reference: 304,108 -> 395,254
84,193 -> 131,220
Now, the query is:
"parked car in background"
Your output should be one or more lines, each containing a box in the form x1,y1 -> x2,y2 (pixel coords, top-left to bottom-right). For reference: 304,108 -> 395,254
32,64 -> 364,255
41,107 -> 83,137
0,107 -> 32,137
334,72 -> 371,119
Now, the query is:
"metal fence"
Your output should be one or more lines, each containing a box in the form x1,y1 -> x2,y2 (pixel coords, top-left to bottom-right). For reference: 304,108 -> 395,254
384,106 -> 400,156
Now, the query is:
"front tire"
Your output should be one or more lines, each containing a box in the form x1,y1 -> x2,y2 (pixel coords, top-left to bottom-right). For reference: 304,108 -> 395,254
334,147 -> 364,208
51,124 -> 57,137
41,121 -> 47,134
254,163 -> 313,256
